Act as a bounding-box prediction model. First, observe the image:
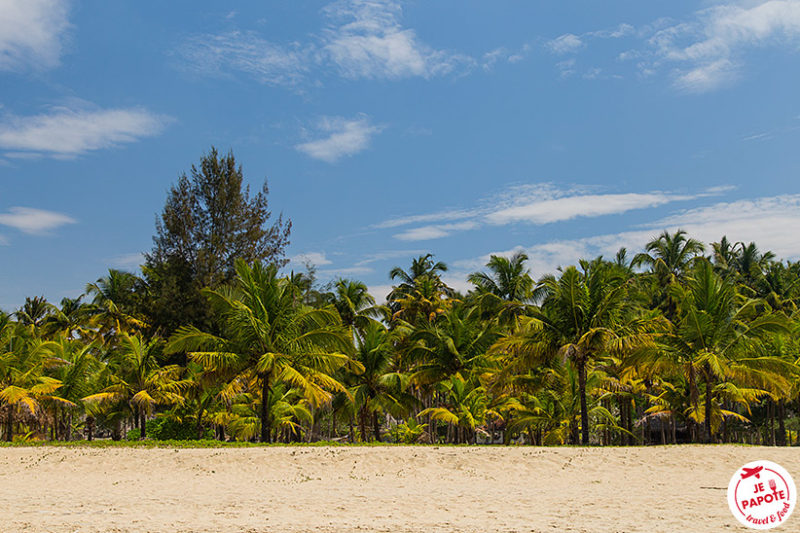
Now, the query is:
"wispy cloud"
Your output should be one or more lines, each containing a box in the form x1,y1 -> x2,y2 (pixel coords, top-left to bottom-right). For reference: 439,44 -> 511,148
547,2 -> 800,91
453,193 -> 800,281
108,252 -> 145,270
546,34 -> 584,54
485,191 -> 691,226
376,183 -> 723,241
319,265 -> 374,277
0,104 -> 170,158
651,0 -> 800,92
375,209 -> 476,229
393,221 -> 479,241
177,31 -> 312,87
295,115 -> 384,163
354,249 -> 428,266
178,0 -> 476,87
290,251 -> 333,267
322,0 -> 473,79
0,207 -> 75,235
0,0 -> 70,71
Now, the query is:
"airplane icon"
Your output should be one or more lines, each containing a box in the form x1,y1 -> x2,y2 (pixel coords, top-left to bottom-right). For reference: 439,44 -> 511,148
741,466 -> 764,480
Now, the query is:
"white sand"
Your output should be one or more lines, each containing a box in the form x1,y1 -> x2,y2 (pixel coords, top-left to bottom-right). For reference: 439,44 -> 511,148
1,445 -> 797,532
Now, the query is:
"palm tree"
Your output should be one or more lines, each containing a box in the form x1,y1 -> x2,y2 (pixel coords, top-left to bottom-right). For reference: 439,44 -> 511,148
642,259 -> 792,442
86,269 -> 147,344
492,261 -> 654,444
389,253 -> 449,286
468,252 -> 534,302
84,333 -> 185,439
406,303 -> 500,386
0,323 -> 71,441
14,296 -> 54,328
634,230 -> 705,278
418,376 -> 498,444
327,279 -> 385,329
388,254 -> 452,319
47,336 -> 101,440
350,320 -> 413,441
468,252 -> 535,323
634,230 -> 705,320
167,260 -> 359,443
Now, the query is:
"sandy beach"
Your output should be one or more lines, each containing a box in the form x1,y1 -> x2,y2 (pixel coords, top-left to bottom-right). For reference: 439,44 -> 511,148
0,445 -> 796,532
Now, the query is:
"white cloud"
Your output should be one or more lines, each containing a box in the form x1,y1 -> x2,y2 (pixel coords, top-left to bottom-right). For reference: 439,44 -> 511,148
108,252 -> 145,270
367,284 -> 394,304
547,34 -> 584,54
455,193 -> 800,281
375,209 -> 475,229
354,249 -> 428,265
178,0 -> 475,86
0,105 -> 170,158
318,265 -> 373,277
177,31 -> 311,87
485,192 -> 690,226
650,0 -> 800,92
0,207 -> 75,235
290,251 -> 333,267
393,221 -> 479,241
380,183 -> 727,242
0,0 -> 70,71
321,0 -> 473,79
295,115 -> 384,163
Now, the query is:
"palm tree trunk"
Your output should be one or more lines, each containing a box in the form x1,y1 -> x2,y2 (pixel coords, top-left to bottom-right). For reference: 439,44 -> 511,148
260,374 -> 272,443
671,413 -> 677,444
372,410 -> 381,442
704,375 -> 713,443
619,397 -> 627,446
688,363 -> 699,443
348,416 -> 355,443
358,406 -> 368,442
777,400 -> 786,446
4,407 -> 12,442
140,412 -> 146,439
577,357 -> 589,445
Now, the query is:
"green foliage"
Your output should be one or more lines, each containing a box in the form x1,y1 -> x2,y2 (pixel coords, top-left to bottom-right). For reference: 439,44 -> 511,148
146,417 -> 213,441
144,147 -> 292,336
389,419 -> 428,444
3,222 -> 800,449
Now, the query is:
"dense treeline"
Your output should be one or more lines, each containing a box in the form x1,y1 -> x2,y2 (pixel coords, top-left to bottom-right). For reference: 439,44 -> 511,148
2,150 -> 799,446
2,232 -> 799,446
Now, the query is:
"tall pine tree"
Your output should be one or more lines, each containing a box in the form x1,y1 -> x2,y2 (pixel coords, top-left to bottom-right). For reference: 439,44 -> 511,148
144,147 -> 291,335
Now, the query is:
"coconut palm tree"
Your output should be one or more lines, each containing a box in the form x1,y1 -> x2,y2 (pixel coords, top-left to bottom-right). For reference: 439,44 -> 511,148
350,320 -> 413,441
14,296 -> 54,328
418,376 -> 498,444
167,260 -> 359,442
492,260 -> 655,444
0,324 -> 70,441
646,259 -> 792,442
327,279 -> 385,329
468,252 -> 536,323
86,270 -> 148,345
406,303 -> 500,387
634,230 -> 705,321
388,254 -> 452,319
84,333 -> 186,439
468,252 -> 534,302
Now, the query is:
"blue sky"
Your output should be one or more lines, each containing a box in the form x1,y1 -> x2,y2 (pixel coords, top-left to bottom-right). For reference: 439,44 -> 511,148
2,0 -> 800,310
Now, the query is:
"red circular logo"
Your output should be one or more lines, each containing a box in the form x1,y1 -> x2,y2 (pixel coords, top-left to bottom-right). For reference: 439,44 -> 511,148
728,460 -> 796,529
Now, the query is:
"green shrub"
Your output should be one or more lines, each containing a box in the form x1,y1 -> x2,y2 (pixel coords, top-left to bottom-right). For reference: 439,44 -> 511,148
126,428 -> 141,441
146,417 -> 213,441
